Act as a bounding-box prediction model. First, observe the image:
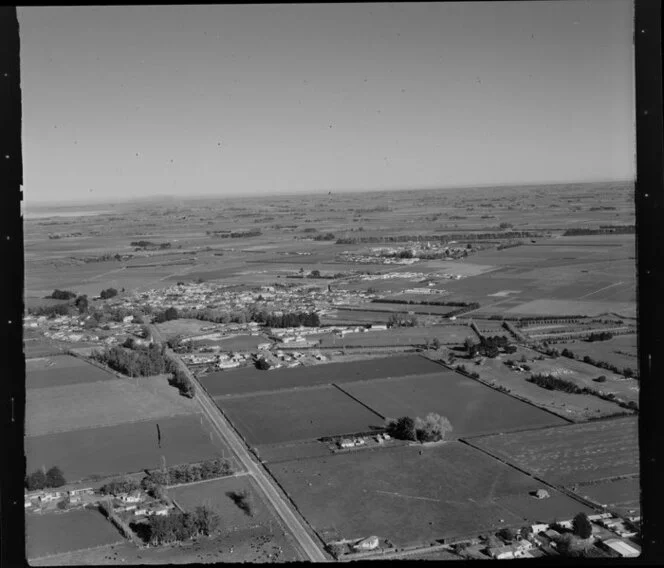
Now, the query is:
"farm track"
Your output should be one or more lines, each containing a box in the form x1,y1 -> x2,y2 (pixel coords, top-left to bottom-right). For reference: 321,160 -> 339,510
147,325 -> 328,562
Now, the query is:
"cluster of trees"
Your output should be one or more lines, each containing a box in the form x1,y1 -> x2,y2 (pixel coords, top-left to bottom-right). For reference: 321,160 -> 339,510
131,506 -> 220,546
385,413 -> 453,442
28,303 -> 72,317
144,458 -> 233,487
130,240 -> 172,249
100,287 -> 118,300
261,311 -> 320,328
168,365 -> 196,398
527,373 -> 588,394
49,289 -> 76,300
99,476 -> 140,495
207,230 -> 262,238
92,344 -> 169,377
25,466 -> 66,490
586,331 -> 614,342
313,232 -> 336,241
464,335 -> 516,358
153,306 -> 180,323
455,364 -> 480,379
387,313 -> 419,328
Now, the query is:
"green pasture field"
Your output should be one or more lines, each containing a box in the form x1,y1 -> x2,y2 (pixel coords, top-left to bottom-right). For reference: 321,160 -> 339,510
553,335 -> 638,374
321,309 -> 394,324
202,334 -> 268,351
201,353 -> 442,397
216,385 -> 383,446
505,299 -> 636,318
314,326 -> 473,348
170,475 -> 279,531
26,375 -> 198,436
24,339 -> 67,358
467,417 -> 638,486
26,413 -> 230,483
155,318 -> 217,339
26,508 -> 124,560
26,355 -> 117,389
460,348 -> 630,421
254,441 -> 334,464
573,477 -> 640,517
267,442 -> 594,548
339,370 -> 567,438
526,354 -> 638,403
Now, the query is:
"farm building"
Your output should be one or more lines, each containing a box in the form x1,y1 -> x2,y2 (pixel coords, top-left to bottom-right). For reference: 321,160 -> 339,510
531,523 -> 549,534
339,439 -> 354,449
353,536 -> 379,551
600,539 -> 640,558
534,489 -> 550,499
117,491 -> 144,504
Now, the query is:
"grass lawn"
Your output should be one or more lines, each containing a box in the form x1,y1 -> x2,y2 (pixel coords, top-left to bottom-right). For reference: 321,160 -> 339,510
26,414 -> 231,483
267,442 -> 592,548
572,477 -> 640,517
26,508 -> 123,559
467,416 -> 639,486
201,354 -> 442,397
339,370 -> 567,438
216,385 -> 383,446
26,375 -> 198,436
26,355 -> 117,389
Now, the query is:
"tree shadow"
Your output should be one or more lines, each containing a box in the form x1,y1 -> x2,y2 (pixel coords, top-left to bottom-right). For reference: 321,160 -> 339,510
226,491 -> 254,516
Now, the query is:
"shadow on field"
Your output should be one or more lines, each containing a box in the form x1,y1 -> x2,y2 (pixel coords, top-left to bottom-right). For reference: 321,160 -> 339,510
226,490 -> 255,516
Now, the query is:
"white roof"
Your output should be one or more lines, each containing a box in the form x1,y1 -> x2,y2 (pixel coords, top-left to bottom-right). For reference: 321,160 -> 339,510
604,539 -> 640,557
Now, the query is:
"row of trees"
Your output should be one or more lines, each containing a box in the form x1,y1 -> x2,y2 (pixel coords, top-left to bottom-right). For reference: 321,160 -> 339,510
372,298 -> 476,307
49,289 -> 76,300
168,365 -> 196,398
144,458 -> 233,487
261,311 -> 321,328
558,348 -> 636,378
100,287 -> 118,299
335,231 -> 542,245
92,344 -> 169,377
586,331 -> 614,342
563,226 -> 634,236
25,466 -> 66,490
385,414 -> 453,442
387,313 -> 419,328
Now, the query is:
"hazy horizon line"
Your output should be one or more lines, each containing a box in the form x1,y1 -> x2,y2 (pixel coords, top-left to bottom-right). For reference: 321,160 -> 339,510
23,178 -> 634,209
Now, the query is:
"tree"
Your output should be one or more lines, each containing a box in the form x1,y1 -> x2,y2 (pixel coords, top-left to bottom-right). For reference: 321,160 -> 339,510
45,466 -> 66,488
432,337 -> 441,350
25,469 -> 47,490
572,512 -> 593,539
556,533 -> 585,557
50,289 -> 76,300
414,413 -> 453,442
193,506 -> 220,536
386,416 -> 417,441
623,367 -> 634,378
464,336 -> 478,357
310,269 -> 321,278
75,294 -> 89,314
497,527 -> 518,542
164,307 -> 179,321
100,287 -> 118,300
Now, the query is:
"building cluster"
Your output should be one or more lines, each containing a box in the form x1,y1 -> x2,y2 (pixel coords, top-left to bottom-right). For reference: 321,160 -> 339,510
337,242 -> 474,265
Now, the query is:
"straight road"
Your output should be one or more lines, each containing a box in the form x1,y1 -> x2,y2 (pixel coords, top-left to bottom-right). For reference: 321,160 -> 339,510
148,325 -> 327,562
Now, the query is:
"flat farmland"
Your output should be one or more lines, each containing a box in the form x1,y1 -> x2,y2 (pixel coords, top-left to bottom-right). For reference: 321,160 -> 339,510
26,375 -> 198,436
26,508 -> 123,560
463,348 -> 629,421
339,371 -> 567,438
201,354 -> 442,396
203,334 -> 268,351
554,335 -> 638,373
267,442 -> 592,547
24,338 -> 66,358
155,318 -> 216,340
316,326 -> 473,348
350,302 -> 458,315
573,477 -> 640,517
322,309 -> 394,324
468,417 -> 639,486
26,413 -> 230,483
505,299 -> 636,318
26,355 -> 118,389
254,441 -> 334,464
215,385 -> 383,446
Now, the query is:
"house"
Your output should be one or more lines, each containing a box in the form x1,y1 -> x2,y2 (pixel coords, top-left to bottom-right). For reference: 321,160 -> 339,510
69,494 -> 82,504
153,505 -> 170,516
600,539 -> 640,558
353,536 -> 379,551
531,523 -> 549,534
24,499 -> 32,508
69,487 -> 94,497
354,438 -> 366,446
488,545 -> 515,559
134,507 -> 149,516
39,492 -> 62,503
339,439 -> 354,449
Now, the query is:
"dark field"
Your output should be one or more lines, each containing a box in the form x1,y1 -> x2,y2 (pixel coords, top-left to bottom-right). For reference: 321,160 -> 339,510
573,477 -> 640,517
339,371 -> 567,438
267,442 -> 593,547
26,414 -> 229,483
26,355 -> 117,389
201,354 -> 442,397
26,508 -> 123,559
215,385 -> 383,446
468,417 -> 638,486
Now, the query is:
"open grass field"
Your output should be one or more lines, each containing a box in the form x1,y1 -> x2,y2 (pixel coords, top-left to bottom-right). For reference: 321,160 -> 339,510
339,370 -> 567,438
554,335 -> 638,373
216,385 -> 383,446
24,338 -> 67,358
170,475 -> 284,533
254,441 -> 334,464
573,477 -> 640,517
267,442 -> 594,547
26,413 -> 230,483
201,354 -> 442,397
26,355 -> 118,389
467,417 -> 639,486
26,508 -> 123,560
155,318 -> 217,340
315,325 -> 473,348
202,334 -> 268,351
505,299 -> 636,318
459,348 -> 630,421
26,375 -> 198,436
